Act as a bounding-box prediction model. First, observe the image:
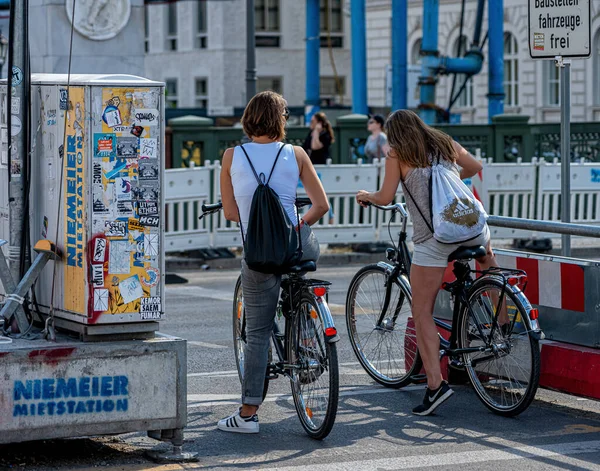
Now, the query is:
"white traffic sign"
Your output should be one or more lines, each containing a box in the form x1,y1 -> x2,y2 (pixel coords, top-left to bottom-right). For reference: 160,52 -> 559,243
528,0 -> 591,59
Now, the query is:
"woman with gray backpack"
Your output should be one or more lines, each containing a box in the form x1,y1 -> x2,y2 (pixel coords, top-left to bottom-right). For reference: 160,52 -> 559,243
356,110 -> 507,416
217,91 -> 329,433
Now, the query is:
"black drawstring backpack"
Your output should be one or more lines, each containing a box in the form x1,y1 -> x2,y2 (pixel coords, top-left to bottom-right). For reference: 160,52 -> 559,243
238,144 -> 303,274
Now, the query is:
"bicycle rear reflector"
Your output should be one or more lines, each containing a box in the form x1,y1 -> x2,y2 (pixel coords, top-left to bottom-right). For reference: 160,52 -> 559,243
313,287 -> 327,297
529,308 -> 539,320
325,327 -> 337,337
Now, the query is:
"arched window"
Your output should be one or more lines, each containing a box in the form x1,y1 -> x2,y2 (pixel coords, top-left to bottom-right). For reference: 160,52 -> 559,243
594,29 -> 600,105
411,38 -> 422,65
503,32 -> 519,106
452,35 -> 473,108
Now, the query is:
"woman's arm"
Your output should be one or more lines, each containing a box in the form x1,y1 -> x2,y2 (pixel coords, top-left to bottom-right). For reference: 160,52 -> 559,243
220,148 -> 240,222
453,141 -> 483,179
295,146 -> 329,225
310,123 -> 324,150
356,156 -> 401,206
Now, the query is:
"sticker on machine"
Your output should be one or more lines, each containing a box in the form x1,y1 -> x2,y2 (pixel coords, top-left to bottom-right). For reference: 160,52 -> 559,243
117,136 -> 139,158
105,220 -> 127,238
137,201 -> 158,216
92,237 -> 107,262
94,133 -> 117,159
133,109 -> 159,127
139,215 -> 159,227
93,288 -> 109,312
139,162 -> 159,182
140,138 -> 158,159
140,296 -> 162,320
142,267 -> 159,288
91,264 -> 104,287
119,275 -> 144,305
108,240 -> 131,274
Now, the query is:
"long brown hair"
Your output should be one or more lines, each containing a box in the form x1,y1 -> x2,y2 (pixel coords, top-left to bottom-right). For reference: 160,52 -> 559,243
314,112 -> 335,143
385,109 -> 456,168
241,91 -> 287,140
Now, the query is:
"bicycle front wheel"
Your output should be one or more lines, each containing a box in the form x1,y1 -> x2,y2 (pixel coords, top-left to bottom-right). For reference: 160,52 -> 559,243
287,292 -> 339,440
232,275 -> 269,400
346,264 -> 422,388
457,277 -> 540,417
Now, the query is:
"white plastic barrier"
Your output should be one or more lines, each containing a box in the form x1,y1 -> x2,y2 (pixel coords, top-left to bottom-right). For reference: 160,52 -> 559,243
474,158 -> 537,239
164,162 -> 213,251
211,161 -> 243,249
538,159 -> 600,225
298,160 -> 380,244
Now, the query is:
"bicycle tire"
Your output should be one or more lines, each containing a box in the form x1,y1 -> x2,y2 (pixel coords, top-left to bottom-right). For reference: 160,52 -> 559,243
287,292 -> 339,440
232,275 -> 269,401
457,276 -> 540,417
346,264 -> 422,388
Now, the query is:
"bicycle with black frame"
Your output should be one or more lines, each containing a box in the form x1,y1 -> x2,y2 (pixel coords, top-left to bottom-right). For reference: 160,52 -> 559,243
345,201 -> 544,416
200,198 -> 339,439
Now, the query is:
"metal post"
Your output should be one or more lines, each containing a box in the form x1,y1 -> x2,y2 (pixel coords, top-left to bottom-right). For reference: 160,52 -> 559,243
350,0 -> 368,115
487,0 -> 504,121
419,0 -> 439,124
305,0 -> 320,124
7,0 -> 28,283
245,0 -> 256,103
391,0 -> 407,111
559,57 -> 571,257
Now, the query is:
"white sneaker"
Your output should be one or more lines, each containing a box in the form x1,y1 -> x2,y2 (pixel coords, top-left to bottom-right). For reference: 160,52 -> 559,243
217,408 -> 259,434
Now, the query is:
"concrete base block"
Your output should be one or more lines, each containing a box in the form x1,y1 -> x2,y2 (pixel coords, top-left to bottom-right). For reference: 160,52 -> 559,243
0,333 -> 187,445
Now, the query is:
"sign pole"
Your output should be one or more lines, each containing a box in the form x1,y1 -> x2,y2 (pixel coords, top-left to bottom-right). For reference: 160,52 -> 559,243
558,56 -> 571,257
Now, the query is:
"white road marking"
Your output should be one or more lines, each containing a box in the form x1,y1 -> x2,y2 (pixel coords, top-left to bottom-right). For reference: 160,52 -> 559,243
166,286 -> 233,302
187,385 -> 423,408
187,340 -> 228,349
271,440 -> 600,470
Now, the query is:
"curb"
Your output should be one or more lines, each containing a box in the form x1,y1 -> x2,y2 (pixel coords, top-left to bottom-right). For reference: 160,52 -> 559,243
166,252 -> 387,272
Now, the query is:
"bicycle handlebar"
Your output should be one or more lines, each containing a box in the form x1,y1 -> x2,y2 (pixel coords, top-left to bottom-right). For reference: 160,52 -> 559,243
199,197 -> 313,220
364,202 -> 408,219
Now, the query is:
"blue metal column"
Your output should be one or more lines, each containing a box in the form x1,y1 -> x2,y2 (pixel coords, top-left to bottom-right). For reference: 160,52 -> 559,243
391,0 -> 407,110
487,0 -> 504,120
351,0 -> 368,115
305,0 -> 320,124
419,0 -> 439,124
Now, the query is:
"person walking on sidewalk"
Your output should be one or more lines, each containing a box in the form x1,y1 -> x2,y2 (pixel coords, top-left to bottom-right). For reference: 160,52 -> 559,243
364,114 -> 388,163
355,110 -> 504,416
217,91 -> 329,433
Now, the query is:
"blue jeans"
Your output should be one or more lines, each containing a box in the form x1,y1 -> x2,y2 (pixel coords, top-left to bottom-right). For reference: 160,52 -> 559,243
240,224 -> 320,405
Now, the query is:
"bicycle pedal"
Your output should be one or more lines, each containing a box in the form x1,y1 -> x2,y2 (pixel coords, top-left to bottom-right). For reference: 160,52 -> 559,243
410,374 -> 427,384
265,374 -> 278,380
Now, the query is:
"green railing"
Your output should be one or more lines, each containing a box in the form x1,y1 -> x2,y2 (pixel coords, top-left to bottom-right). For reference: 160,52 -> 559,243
167,114 -> 600,168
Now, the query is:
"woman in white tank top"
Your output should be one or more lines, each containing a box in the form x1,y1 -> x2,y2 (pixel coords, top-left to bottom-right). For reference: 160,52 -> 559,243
217,91 -> 329,433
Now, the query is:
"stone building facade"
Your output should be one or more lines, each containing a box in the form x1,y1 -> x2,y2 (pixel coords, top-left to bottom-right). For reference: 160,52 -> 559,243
366,0 -> 600,123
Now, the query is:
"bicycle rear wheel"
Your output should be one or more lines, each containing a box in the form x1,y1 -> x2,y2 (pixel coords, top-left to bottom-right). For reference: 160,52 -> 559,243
232,276 -> 269,400
287,292 -> 338,440
346,264 -> 422,388
457,277 -> 540,416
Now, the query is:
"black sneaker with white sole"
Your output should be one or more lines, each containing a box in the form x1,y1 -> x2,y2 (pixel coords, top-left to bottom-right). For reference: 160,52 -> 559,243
412,381 -> 454,416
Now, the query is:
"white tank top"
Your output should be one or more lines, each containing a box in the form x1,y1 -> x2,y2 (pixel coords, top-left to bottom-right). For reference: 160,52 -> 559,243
230,142 -> 299,232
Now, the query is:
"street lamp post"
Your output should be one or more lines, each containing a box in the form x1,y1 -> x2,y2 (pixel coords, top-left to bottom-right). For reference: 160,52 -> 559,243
0,32 -> 7,78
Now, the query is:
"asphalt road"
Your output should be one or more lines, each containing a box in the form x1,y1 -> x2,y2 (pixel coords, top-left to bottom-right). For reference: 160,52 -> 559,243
3,264 -> 600,470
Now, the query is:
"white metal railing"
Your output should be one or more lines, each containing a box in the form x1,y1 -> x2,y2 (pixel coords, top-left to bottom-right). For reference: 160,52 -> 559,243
164,157 -> 600,252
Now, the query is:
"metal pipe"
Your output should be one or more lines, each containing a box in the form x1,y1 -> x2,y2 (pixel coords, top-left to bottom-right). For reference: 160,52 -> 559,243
305,0 -> 320,124
487,0 -> 504,121
351,0 -> 368,115
439,52 -> 483,74
472,0 -> 485,47
391,0 -> 407,110
560,59 -> 572,256
487,216 -> 600,239
245,0 -> 256,103
418,0 -> 439,124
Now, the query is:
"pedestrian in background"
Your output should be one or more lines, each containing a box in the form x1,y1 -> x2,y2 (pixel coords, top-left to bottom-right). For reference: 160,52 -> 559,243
303,112 -> 335,165
364,114 -> 388,162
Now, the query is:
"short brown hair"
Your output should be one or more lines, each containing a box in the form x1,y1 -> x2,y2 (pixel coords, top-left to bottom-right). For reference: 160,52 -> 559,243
385,109 -> 456,168
241,91 -> 287,141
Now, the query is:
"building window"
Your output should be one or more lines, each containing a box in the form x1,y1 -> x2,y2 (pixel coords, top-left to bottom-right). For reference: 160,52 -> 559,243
503,33 -> 519,106
595,30 -> 600,105
543,60 -> 560,106
320,76 -> 345,105
410,38 -> 422,65
452,35 -> 473,107
166,3 -> 177,51
255,0 -> 280,47
195,78 -> 208,108
195,1 -> 207,49
257,77 -> 283,94
320,0 -> 343,48
166,79 -> 178,108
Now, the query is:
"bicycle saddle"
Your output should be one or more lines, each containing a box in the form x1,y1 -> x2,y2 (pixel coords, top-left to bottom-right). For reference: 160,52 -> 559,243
288,261 -> 317,273
447,245 -> 487,262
